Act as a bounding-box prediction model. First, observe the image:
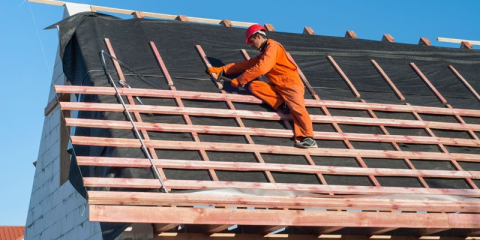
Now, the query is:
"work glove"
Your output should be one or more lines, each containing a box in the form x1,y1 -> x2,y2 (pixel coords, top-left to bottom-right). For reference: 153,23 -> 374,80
207,66 -> 223,76
230,78 -> 239,88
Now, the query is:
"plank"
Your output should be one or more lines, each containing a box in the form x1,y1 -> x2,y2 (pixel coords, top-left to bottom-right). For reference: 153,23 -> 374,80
83,178 -> 480,197
87,191 -> 480,213
30,0 -> 256,27
153,233 -> 434,240
76,157 -> 476,179
371,60 -> 405,101
437,37 -> 480,46
410,63 -> 447,104
449,65 -> 480,102
327,56 -> 361,98
89,205 -> 468,228
60,102 -> 480,132
71,136 -> 480,162
54,85 -> 480,118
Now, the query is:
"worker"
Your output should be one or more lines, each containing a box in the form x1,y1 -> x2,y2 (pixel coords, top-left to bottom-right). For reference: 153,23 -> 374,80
207,24 -> 317,148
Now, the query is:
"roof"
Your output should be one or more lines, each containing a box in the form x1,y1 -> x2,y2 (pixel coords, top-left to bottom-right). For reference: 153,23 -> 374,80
51,11 -> 480,240
0,226 -> 25,240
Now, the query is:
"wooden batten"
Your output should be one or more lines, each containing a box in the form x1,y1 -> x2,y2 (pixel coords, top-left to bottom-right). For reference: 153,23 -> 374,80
54,85 -> 480,117
132,11 -> 144,18
410,63 -> 448,104
345,30 -> 357,39
175,15 -> 188,22
264,23 -> 275,31
461,41 -> 473,49
89,205 -> 480,228
84,177 -> 480,196
327,56 -> 361,97
419,37 -> 431,46
382,34 -> 394,42
220,19 -> 233,27
65,118 -> 480,147
303,27 -> 315,35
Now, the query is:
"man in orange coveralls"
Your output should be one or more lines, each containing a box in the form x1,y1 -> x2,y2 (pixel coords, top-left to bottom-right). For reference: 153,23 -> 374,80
208,24 -> 317,148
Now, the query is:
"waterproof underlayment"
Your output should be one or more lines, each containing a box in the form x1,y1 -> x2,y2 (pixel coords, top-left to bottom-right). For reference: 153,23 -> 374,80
52,13 -> 480,239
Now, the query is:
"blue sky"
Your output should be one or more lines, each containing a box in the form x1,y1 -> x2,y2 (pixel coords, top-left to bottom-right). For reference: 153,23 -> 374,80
0,0 -> 479,226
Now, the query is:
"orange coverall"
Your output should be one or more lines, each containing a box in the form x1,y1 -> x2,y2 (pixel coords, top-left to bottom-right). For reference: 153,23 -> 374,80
222,39 -> 314,141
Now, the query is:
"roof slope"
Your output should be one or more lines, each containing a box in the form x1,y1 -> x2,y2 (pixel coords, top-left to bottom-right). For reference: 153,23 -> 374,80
54,13 -> 480,239
0,226 -> 25,240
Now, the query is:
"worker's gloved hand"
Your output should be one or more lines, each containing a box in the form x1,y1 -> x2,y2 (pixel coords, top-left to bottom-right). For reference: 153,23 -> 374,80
230,78 -> 239,88
207,66 -> 223,76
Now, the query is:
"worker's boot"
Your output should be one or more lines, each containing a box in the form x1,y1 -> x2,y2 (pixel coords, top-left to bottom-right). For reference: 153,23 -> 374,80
294,137 -> 318,148
280,103 -> 290,114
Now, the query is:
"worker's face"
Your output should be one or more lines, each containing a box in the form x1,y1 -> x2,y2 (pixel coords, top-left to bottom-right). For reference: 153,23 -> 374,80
248,34 -> 265,50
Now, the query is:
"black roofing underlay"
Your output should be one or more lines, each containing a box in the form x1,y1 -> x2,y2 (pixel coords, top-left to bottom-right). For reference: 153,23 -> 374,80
54,13 -> 480,238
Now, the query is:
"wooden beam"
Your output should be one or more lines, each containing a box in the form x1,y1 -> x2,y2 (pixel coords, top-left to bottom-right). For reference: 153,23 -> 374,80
29,0 -> 256,27
367,227 -> 398,235
204,224 -> 234,233
461,41 -> 473,49
303,27 -> 315,35
153,233 -> 435,240
264,24 -> 275,32
410,63 -> 448,104
382,34 -> 394,42
88,205 -> 480,229
345,30 -> 357,39
327,56 -> 361,98
45,93 -> 70,116
371,60 -> 405,101
449,65 -> 480,102
155,233 -> 319,240
419,37 -> 432,46
54,85 -> 480,118
437,37 -> 480,46
84,178 -> 480,197
175,15 -> 188,22
28,0 -> 66,6
220,19 -> 233,27
60,102 -> 480,132
77,157 -> 477,180
71,136 -> 480,162
88,190 -> 480,213
65,118 -> 480,148
132,11 -> 144,18
152,223 -> 178,233
413,228 -> 449,236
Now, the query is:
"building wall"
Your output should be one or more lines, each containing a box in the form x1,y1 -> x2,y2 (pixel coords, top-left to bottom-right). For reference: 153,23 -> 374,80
25,4 -> 103,240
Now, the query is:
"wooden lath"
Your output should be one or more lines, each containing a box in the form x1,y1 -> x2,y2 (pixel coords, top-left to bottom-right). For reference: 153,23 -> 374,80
76,157 -> 479,179
59,102 -> 480,132
87,191 -> 480,213
89,205 -> 480,228
54,85 -> 480,117
64,118 -> 480,147
83,178 -> 480,196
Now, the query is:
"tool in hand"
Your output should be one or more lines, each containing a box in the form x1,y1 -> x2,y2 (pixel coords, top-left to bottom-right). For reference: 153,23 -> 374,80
215,71 -> 233,89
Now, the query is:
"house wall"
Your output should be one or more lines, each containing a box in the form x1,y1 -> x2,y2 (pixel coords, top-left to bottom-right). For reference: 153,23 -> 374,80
25,4 -> 103,240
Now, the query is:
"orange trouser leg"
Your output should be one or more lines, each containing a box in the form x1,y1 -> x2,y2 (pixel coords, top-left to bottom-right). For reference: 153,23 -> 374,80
275,84 -> 314,141
248,80 -> 284,110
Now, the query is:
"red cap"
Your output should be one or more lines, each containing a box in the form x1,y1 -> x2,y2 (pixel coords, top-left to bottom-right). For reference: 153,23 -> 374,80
245,24 -> 267,44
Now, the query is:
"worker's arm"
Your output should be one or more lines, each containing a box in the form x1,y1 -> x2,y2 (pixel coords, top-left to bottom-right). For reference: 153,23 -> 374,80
236,42 -> 278,86
222,55 -> 262,75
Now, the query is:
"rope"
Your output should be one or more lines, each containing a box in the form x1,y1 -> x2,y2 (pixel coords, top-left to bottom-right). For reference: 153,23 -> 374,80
26,1 -> 50,70
100,50 -> 169,193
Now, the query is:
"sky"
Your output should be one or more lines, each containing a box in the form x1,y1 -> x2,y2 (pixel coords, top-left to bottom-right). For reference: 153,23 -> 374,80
0,0 -> 479,226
